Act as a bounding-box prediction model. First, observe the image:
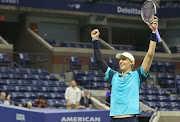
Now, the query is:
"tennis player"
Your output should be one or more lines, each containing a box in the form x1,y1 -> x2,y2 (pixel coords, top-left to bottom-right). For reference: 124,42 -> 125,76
91,16 -> 158,122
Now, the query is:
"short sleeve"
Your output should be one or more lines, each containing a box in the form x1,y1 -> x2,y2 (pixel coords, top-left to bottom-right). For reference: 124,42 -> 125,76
136,65 -> 149,85
104,67 -> 117,83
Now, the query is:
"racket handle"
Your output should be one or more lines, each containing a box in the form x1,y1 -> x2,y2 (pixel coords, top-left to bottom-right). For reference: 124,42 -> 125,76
155,29 -> 162,43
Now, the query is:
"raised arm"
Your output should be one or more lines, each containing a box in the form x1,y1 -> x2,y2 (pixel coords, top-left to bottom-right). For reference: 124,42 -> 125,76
91,29 -> 108,74
142,16 -> 158,74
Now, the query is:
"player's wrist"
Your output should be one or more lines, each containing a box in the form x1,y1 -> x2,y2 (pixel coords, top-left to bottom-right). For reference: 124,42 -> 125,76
150,33 -> 157,42
92,38 -> 98,41
92,39 -> 100,49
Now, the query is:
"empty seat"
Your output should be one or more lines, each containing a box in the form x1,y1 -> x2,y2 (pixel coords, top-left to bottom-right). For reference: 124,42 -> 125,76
50,93 -> 65,99
16,86 -> 28,92
159,102 -> 171,108
0,53 -> 11,65
37,93 -> 52,99
107,58 -> 118,70
11,92 -> 26,100
70,56 -> 81,71
0,80 -> 7,85
146,95 -> 159,101
24,93 -> 38,99
165,62 -> 175,74
60,99 -> 67,107
170,102 -> 180,108
26,86 -> 39,92
158,96 -> 170,102
169,96 -> 180,102
48,100 -> 62,108
19,53 -> 31,67
52,87 -> 65,93
89,57 -> 99,70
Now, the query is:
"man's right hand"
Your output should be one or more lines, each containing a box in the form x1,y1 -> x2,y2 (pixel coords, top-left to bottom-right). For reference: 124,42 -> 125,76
91,29 -> 100,40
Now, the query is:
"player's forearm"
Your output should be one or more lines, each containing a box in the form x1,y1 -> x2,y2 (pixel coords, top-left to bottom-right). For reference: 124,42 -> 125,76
142,33 -> 157,74
147,41 -> 156,57
92,40 -> 108,73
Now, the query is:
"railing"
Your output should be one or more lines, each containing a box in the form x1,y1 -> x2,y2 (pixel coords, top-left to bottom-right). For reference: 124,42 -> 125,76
140,98 -> 158,122
0,51 -> 48,69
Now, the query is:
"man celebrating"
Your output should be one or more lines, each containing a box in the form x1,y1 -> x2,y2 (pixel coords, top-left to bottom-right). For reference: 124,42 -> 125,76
91,16 -> 158,122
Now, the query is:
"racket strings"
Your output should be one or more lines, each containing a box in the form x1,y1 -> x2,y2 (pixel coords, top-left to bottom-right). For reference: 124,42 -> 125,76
142,6 -> 155,22
141,1 -> 156,23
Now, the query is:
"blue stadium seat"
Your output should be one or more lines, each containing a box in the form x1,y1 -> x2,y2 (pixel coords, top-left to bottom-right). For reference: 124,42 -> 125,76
31,80 -> 46,86
158,96 -> 170,102
165,80 -> 175,88
158,108 -> 171,111
51,93 -> 65,99
169,96 -> 180,102
24,93 -> 38,99
48,100 -> 63,108
5,79 -> 20,85
70,56 -> 82,70
16,86 -> 29,92
8,86 -> 18,92
146,102 -> 155,108
18,80 -> 30,86
36,69 -> 50,75
157,62 -> 166,73
83,44 -> 92,49
157,90 -> 169,96
170,102 -> 180,108
0,53 -> 11,66
8,74 -> 17,79
26,86 -> 39,92
146,95 -> 159,102
89,57 -> 99,70
146,90 -> 154,95
0,80 -> 7,85
107,58 -> 118,70
92,82 -> 103,89
102,82 -> 110,88
169,46 -> 177,53
60,99 -> 67,107
0,67 -> 7,73
0,74 -> 8,79
157,74 -> 167,85
52,87 -> 65,93
165,62 -> 175,74
11,92 -> 26,99
38,87 -> 51,93
37,93 -> 52,99
19,53 -> 31,67
159,102 -> 171,108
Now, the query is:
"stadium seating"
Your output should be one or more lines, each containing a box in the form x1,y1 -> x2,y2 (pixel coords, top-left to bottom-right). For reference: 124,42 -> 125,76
150,61 -> 175,74
140,84 -> 180,111
0,67 -> 68,108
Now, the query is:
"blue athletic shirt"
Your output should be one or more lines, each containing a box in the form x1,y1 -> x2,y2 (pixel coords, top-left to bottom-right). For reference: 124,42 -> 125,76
105,66 -> 148,116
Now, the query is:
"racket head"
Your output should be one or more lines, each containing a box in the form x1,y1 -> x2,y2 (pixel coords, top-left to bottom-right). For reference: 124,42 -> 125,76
141,0 -> 157,24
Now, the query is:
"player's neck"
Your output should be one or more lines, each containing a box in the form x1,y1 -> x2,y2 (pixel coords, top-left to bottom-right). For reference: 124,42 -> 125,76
122,68 -> 132,76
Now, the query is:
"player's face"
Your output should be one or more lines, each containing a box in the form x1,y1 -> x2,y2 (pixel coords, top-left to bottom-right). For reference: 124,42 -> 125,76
119,56 -> 132,71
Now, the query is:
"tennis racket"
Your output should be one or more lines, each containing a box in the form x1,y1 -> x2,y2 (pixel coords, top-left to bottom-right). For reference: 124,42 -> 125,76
141,0 -> 162,43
